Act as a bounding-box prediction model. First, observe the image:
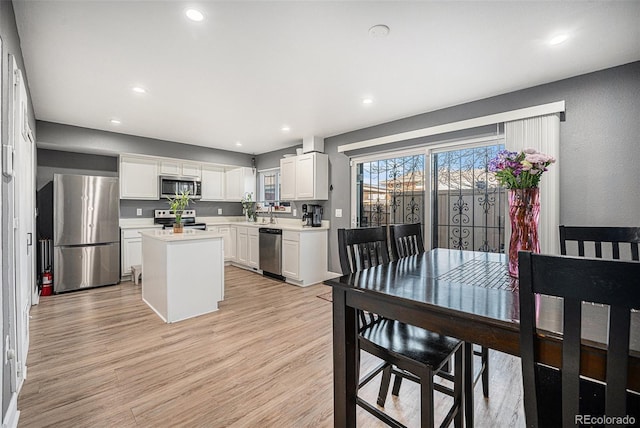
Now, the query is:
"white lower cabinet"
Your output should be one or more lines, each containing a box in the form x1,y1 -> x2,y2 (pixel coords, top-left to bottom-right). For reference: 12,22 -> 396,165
248,228 -> 259,268
231,226 -> 260,269
205,224 -> 324,282
227,225 -> 259,270
282,229 -> 328,286
282,235 -> 300,279
237,226 -> 249,265
220,226 -> 236,261
121,227 -> 160,279
207,225 -> 236,262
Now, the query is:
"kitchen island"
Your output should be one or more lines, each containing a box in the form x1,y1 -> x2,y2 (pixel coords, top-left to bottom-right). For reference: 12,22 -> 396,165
140,229 -> 224,323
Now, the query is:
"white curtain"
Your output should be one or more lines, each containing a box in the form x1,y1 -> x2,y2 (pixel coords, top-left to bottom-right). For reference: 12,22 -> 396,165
504,114 -> 560,255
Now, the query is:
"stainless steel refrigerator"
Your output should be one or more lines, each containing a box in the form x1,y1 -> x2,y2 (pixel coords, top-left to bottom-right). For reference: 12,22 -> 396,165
53,174 -> 120,293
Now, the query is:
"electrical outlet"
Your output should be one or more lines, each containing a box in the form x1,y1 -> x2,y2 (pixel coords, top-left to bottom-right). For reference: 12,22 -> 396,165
217,208 -> 223,215
335,209 -> 343,218
136,208 -> 142,216
293,209 -> 297,217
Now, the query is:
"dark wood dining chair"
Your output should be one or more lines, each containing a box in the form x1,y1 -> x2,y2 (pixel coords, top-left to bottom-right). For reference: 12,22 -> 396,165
338,226 -> 463,428
559,225 -> 640,260
387,223 -> 490,402
518,252 -> 640,427
389,223 -> 425,260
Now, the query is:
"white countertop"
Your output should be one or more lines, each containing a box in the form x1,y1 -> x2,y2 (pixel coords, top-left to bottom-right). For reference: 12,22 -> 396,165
121,216 -> 330,232
119,218 -> 162,229
198,217 -> 330,231
139,229 -> 224,242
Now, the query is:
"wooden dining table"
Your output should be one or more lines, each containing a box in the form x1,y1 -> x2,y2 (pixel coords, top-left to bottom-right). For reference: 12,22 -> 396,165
324,248 -> 640,427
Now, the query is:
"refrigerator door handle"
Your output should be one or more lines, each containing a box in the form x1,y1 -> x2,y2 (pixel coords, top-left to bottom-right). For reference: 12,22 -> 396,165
27,232 -> 32,246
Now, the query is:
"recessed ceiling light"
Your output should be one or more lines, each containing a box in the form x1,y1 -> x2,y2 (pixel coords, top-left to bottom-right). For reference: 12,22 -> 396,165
281,125 -> 291,132
369,24 -> 390,38
362,97 -> 374,105
110,119 -> 121,125
549,34 -> 568,45
185,9 -> 204,22
235,142 -> 242,147
132,86 -> 146,94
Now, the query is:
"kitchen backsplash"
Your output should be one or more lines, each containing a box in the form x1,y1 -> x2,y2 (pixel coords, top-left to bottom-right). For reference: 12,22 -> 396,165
120,200 -> 243,218
120,199 -> 324,219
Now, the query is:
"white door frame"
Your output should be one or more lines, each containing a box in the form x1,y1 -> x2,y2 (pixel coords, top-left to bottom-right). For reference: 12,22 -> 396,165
0,34 -> 4,422
10,59 -> 33,395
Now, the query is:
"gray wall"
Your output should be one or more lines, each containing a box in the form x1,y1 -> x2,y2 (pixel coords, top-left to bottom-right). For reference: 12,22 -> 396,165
36,149 -> 118,190
37,120 -> 254,167
253,144 -> 316,220
255,145 -> 301,170
1,0 -> 37,418
276,61 -> 640,273
37,148 -> 245,219
36,123 -> 256,219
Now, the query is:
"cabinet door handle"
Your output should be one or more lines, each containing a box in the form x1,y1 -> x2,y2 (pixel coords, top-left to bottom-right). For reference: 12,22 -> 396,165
27,233 -> 32,246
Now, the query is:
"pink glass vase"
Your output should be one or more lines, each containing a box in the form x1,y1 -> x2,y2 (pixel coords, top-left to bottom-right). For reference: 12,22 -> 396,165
508,188 -> 540,278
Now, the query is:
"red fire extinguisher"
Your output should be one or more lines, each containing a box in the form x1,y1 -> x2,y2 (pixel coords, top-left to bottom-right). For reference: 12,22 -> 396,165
41,271 -> 53,296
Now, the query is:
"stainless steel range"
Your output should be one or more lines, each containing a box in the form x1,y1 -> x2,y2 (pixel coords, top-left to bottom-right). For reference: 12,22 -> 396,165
154,209 -> 207,230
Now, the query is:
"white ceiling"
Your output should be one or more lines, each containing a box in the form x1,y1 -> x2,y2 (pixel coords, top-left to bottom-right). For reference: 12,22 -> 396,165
14,1 -> 640,155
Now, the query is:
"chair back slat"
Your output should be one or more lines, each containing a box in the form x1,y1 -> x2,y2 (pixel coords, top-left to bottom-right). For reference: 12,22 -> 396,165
561,298 -> 582,428
559,225 -> 640,260
338,227 -> 390,274
606,307 -> 631,418
338,227 -> 391,331
613,242 -> 620,259
518,252 -> 640,427
595,242 -> 602,258
389,223 -> 425,261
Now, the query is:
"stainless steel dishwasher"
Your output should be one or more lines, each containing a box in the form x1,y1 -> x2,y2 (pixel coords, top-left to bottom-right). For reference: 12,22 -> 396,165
259,228 -> 283,279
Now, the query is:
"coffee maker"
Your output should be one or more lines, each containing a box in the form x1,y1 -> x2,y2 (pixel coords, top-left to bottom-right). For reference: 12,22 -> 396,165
301,204 -> 312,227
301,204 -> 323,227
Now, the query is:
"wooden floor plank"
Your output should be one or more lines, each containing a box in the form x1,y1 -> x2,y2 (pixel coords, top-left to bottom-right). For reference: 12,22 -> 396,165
18,266 -> 525,427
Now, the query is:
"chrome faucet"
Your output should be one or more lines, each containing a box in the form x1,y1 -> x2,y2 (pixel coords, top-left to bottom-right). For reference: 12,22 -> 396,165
269,204 -> 276,224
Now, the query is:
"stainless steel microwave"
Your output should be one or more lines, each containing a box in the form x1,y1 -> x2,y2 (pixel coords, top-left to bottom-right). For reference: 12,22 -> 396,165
159,176 -> 202,199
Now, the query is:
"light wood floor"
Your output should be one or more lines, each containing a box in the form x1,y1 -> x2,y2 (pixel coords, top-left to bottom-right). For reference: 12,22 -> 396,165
18,266 -> 525,427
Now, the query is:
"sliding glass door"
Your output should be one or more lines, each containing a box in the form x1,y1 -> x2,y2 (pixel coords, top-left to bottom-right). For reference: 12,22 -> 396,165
351,139 -> 505,253
353,152 -> 425,227
431,144 -> 505,252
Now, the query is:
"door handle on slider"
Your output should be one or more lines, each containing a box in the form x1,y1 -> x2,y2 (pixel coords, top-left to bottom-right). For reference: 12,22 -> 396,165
27,233 -> 32,246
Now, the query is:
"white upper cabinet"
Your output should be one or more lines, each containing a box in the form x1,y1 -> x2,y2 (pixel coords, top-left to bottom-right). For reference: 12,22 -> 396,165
280,157 -> 296,201
280,152 -> 328,201
181,163 -> 201,178
201,165 -> 225,200
160,160 -> 201,178
120,155 -> 159,200
225,167 -> 256,201
159,160 -> 180,176
120,154 -> 253,201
